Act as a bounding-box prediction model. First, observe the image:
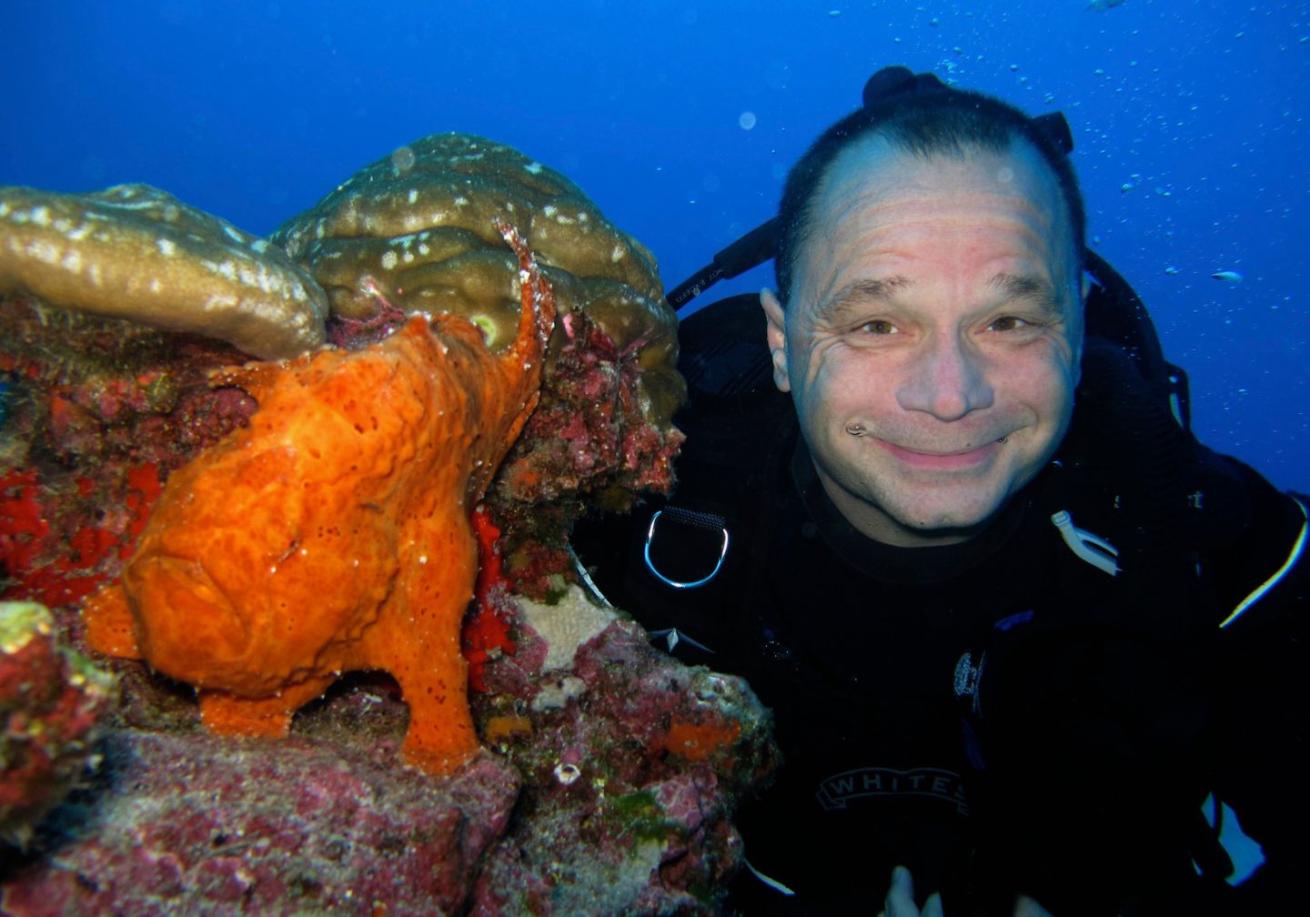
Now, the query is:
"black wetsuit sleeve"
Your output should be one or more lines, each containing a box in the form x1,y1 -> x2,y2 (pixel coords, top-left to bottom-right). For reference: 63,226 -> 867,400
1210,467 -> 1309,907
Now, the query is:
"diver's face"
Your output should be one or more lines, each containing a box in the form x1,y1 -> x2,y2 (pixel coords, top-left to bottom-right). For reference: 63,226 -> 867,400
763,137 -> 1085,546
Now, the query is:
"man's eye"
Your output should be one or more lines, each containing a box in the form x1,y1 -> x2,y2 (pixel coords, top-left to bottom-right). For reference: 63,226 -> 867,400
987,315 -> 1032,332
858,319 -> 897,335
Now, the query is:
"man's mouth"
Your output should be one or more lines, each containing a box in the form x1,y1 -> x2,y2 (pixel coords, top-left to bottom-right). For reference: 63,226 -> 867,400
876,435 -> 1008,470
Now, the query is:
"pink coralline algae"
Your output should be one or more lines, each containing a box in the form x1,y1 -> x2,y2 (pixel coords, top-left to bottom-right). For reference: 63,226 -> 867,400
1,590 -> 776,914
468,591 -> 777,914
0,601 -> 114,849
0,294 -> 258,610
0,731 -> 519,915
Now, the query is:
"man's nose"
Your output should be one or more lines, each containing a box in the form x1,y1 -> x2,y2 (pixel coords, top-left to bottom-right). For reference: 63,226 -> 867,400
895,332 -> 994,421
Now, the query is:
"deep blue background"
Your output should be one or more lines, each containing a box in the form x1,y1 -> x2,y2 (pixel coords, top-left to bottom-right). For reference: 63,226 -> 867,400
4,0 -> 1306,491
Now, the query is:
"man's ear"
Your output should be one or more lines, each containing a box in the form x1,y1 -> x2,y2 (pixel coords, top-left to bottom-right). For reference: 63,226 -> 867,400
761,288 -> 791,393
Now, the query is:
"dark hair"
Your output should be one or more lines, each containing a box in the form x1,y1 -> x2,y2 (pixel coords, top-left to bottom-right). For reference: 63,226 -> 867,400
774,87 -> 1087,305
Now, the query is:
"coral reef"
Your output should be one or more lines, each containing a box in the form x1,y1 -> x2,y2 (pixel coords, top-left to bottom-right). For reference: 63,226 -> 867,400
0,297 -> 257,609
0,184 -> 328,361
0,601 -> 114,848
272,135 -> 677,423
470,588 -> 776,915
82,221 -> 554,775
1,134 -> 685,607
2,591 -> 776,914
270,134 -> 685,579
0,133 -> 776,910
1,731 -> 520,914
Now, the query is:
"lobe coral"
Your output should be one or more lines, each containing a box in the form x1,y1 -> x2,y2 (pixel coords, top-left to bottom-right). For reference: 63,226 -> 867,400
271,133 -> 685,530
83,221 -> 554,774
0,183 -> 327,361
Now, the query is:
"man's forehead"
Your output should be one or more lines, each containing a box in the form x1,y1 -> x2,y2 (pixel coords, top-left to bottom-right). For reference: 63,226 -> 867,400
790,134 -> 1079,310
816,133 -> 1065,216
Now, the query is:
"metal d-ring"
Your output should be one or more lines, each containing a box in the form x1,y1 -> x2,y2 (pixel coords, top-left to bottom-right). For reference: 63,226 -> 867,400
643,507 -> 730,590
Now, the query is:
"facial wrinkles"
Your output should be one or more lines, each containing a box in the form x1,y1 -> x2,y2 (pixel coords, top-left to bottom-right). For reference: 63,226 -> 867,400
797,253 -> 1069,457
794,228 -> 1063,395
809,195 -> 1058,323
801,140 -> 1074,309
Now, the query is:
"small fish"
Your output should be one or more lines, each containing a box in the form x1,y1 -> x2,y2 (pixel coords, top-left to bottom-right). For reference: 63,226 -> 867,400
1088,0 -> 1127,11
1212,270 -> 1244,284
1164,265 -> 1180,275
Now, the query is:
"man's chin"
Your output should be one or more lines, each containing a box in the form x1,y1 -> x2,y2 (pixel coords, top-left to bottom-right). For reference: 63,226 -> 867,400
818,450 -> 1034,546
896,510 -> 995,540
882,482 -> 1015,540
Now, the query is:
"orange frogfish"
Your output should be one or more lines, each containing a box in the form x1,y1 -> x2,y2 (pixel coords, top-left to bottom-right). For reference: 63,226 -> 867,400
83,221 -> 555,775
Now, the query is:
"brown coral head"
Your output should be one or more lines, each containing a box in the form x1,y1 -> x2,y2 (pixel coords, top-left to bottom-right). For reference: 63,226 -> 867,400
0,183 -> 329,360
271,133 -> 683,423
271,134 -> 686,521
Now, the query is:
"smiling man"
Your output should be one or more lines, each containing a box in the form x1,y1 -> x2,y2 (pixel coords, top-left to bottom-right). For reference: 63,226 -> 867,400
764,132 -> 1085,547
573,68 -> 1308,916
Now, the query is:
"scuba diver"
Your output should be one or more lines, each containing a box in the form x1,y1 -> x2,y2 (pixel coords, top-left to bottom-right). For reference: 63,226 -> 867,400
572,67 -> 1309,915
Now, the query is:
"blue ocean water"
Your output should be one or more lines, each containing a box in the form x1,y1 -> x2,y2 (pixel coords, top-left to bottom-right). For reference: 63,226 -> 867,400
3,0 -> 1306,493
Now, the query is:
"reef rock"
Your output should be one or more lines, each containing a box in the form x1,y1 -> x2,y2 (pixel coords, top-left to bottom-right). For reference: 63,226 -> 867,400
2,590 -> 776,914
470,587 -> 777,915
0,601 -> 114,848
0,296 -> 258,609
0,732 -> 520,914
